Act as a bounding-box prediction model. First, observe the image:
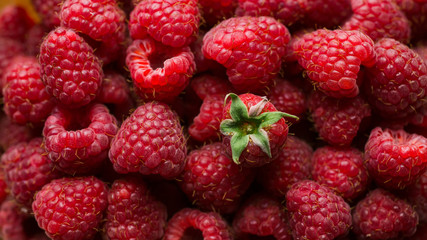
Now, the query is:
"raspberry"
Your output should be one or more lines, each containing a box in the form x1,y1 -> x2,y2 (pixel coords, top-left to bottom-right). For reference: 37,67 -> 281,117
0,37 -> 24,83
293,29 -> 375,98
308,90 -> 371,146
221,93 -> 291,167
190,74 -> 233,100
43,104 -> 118,175
303,0 -> 352,28
129,0 -> 200,47
26,24 -> 47,56
364,38 -> 427,119
0,5 -> 34,42
258,136 -> 313,197
178,142 -> 254,214
188,94 -> 225,142
199,0 -> 237,27
39,27 -> 103,108
268,79 -> 306,121
352,188 -> 418,239
0,172 -> 7,205
60,0 -> 127,64
2,56 -> 55,125
32,176 -> 108,240
32,0 -> 62,28
405,170 -> 427,222
286,180 -> 352,240
365,127 -> 427,190
109,101 -> 187,179
395,0 -> 427,40
312,146 -> 369,201
0,116 -> 33,151
342,0 -> 411,43
163,208 -> 233,240
105,177 -> 167,240
202,16 -> 290,93
1,138 -> 61,207
0,200 -> 27,240
233,194 -> 292,240
126,38 -> 196,102
190,31 -> 225,74
236,0 -> 307,26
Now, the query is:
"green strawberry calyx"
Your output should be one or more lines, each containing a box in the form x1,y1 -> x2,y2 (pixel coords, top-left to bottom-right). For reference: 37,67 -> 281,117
220,93 -> 298,164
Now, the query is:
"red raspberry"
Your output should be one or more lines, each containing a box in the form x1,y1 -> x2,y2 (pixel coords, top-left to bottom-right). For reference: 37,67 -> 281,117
2,56 -> 55,125
365,127 -> 427,190
1,138 -> 61,207
32,0 -> 61,28
190,31 -> 225,74
236,0 -> 307,26
109,101 -> 187,179
0,172 -> 7,205
233,194 -> 292,240
221,93 -> 292,167
163,208 -> 233,240
178,142 -> 255,214
405,170 -> 427,222
353,188 -> 418,239
293,29 -> 375,98
199,0 -> 237,27
303,0 -> 352,28
364,38 -> 427,119
126,38 -> 196,102
0,37 -> 24,83
312,146 -> 369,201
0,116 -> 33,151
395,0 -> 427,40
286,180 -> 352,240
43,104 -> 118,175
268,79 -> 306,121
26,24 -> 47,56
202,16 -> 290,93
32,176 -> 108,240
39,27 -> 104,108
188,94 -> 225,142
129,0 -> 199,47
342,0 -> 410,43
308,90 -> 371,146
190,74 -> 232,100
60,0 -> 126,64
0,200 -> 27,240
258,136 -> 313,197
0,5 -> 34,42
105,177 -> 167,240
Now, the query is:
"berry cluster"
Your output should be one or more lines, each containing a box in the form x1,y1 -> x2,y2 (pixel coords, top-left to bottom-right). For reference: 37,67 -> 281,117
0,0 -> 427,239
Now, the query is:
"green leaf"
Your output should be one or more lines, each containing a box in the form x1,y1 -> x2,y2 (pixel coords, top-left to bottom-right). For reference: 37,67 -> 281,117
225,93 -> 249,122
220,119 -> 240,135
255,111 -> 299,129
230,132 -> 249,164
249,129 -> 271,158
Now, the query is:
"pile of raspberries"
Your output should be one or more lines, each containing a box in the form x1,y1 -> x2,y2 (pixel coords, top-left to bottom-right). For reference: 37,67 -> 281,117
2,0 -> 427,239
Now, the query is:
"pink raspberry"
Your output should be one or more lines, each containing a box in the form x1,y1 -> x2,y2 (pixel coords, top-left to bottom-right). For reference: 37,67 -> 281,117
353,188 -> 418,239
268,78 -> 306,121
0,37 -> 24,83
0,200 -> 28,240
343,0 -> 411,43
43,104 -> 118,175
32,176 -> 108,240
233,194 -> 292,240
129,0 -> 199,47
32,0 -> 62,28
405,170 -> 427,222
60,0 -> 127,64
105,177 -> 167,240
2,56 -> 55,125
258,136 -> 313,197
293,29 -> 375,98
126,38 -> 196,102
312,146 -> 369,201
308,90 -> 371,146
0,5 -> 34,42
178,142 -> 255,214
1,138 -> 62,207
190,31 -> 225,74
286,180 -> 352,240
203,16 -> 290,93
364,38 -> 427,119
109,101 -> 187,179
199,0 -> 237,27
39,27 -> 104,108
163,208 -> 233,240
365,127 -> 427,190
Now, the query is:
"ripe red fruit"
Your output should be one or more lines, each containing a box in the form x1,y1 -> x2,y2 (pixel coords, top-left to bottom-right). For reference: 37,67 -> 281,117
0,5 -> 34,42
405,170 -> 427,223
109,101 -> 187,179
32,176 -> 108,240
268,79 -> 307,121
0,37 -> 24,83
32,0 -> 62,28
0,200 -> 28,240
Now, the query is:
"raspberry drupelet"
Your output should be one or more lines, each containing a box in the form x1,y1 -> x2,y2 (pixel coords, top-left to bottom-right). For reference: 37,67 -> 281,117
126,38 -> 196,102
109,101 -> 187,179
39,27 -> 104,108
43,104 -> 118,175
